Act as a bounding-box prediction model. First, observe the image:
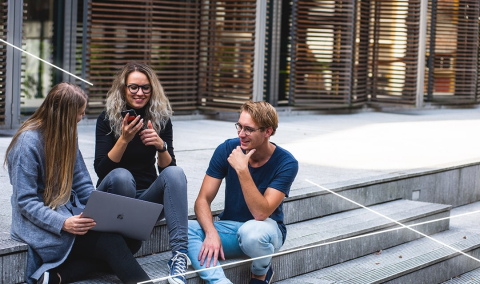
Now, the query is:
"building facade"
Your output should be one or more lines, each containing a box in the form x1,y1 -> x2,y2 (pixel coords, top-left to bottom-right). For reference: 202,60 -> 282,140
0,0 -> 479,129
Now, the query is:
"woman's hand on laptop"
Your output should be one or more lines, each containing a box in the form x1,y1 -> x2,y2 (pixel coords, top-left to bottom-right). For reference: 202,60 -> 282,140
62,213 -> 96,235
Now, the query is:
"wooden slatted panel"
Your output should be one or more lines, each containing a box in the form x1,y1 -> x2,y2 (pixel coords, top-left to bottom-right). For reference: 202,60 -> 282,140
151,1 -> 200,111
478,10 -> 480,102
87,0 -> 150,114
76,0 -> 88,88
291,0 -> 355,107
87,0 -> 199,115
198,0 -> 256,110
369,0 -> 420,105
425,0 -> 479,103
263,0 -> 271,103
424,0 -> 436,98
452,0 -> 479,102
351,0 -> 370,104
0,1 -> 6,124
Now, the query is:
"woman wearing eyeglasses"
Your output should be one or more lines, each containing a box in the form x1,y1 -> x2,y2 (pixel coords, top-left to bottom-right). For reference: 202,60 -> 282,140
94,62 -> 189,284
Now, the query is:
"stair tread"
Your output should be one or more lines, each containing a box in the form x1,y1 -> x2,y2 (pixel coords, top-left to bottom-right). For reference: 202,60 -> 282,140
0,234 -> 26,254
282,199 -> 450,251
0,199 -> 449,256
276,229 -> 480,283
71,199 -> 450,283
442,267 -> 480,283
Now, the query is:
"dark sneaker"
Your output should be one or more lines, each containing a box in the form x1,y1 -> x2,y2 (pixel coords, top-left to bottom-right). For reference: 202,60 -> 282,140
265,266 -> 274,284
167,251 -> 190,284
249,266 -> 275,284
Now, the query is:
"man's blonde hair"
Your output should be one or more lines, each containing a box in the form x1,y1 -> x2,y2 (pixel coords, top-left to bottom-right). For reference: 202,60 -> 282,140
240,101 -> 278,136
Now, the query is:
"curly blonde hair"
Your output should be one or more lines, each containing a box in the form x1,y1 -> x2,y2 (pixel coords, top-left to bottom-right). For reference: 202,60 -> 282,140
105,61 -> 172,137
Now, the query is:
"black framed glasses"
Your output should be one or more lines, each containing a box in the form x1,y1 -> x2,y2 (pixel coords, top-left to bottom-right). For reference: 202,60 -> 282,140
125,84 -> 152,94
234,123 -> 264,136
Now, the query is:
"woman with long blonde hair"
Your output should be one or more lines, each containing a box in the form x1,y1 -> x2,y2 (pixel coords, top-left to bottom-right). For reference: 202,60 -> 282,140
94,62 -> 189,284
6,82 -> 152,284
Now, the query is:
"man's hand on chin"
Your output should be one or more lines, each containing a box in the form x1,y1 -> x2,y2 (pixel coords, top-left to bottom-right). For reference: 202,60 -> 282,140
227,146 -> 256,172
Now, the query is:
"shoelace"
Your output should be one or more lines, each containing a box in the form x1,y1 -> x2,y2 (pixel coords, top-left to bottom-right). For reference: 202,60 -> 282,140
170,252 -> 188,278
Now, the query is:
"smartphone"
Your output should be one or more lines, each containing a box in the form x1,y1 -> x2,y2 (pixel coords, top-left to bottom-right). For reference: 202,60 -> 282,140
121,109 -> 137,123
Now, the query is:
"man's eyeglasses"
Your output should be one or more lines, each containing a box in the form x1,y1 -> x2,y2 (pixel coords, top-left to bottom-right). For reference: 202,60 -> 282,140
125,84 -> 152,94
235,123 -> 264,136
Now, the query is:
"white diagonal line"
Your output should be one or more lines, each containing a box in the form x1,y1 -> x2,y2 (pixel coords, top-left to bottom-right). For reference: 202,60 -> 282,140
305,179 -> 480,263
0,39 -> 93,86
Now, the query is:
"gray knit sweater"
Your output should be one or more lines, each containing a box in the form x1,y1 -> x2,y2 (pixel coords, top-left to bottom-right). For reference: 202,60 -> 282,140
7,129 -> 94,283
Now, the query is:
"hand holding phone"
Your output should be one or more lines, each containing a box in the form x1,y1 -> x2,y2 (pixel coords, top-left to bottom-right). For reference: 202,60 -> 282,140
121,109 -> 137,123
119,109 -> 143,144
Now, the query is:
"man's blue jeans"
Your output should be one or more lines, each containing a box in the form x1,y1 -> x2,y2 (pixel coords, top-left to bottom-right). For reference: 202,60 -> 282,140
187,218 -> 283,284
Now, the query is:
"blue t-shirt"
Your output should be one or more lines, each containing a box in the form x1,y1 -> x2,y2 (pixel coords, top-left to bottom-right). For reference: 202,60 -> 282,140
206,138 -> 298,242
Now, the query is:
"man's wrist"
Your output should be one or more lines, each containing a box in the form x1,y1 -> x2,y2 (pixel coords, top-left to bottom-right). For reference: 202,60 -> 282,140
204,227 -> 219,236
235,167 -> 249,177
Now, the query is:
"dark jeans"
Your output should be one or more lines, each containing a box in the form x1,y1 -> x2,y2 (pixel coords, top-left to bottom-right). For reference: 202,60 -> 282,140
53,231 -> 152,284
96,166 -> 189,252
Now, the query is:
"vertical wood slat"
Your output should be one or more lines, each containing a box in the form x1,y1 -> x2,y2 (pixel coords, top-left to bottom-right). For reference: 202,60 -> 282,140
290,0 -> 355,107
426,0 -> 479,103
351,0 -> 370,104
197,0 -> 257,110
0,2 -> 7,124
75,0 -> 87,88
478,13 -> 480,102
369,0 -> 420,105
264,0 -> 277,104
87,0 -> 199,115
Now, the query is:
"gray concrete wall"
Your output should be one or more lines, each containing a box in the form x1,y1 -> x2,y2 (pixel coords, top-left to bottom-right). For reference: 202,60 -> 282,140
285,162 -> 480,224
401,164 -> 480,207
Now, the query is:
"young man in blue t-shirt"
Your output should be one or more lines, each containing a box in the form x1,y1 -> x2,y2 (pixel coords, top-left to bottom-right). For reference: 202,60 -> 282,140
187,101 -> 298,284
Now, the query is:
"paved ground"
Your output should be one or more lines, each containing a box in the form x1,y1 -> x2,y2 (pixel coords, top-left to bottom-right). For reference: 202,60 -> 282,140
1,107 -> 480,239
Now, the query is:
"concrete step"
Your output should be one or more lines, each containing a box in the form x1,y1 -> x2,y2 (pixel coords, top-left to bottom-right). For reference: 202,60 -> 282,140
0,234 -> 27,284
3,162 -> 462,284
0,181 -> 413,284
442,267 -> 480,283
0,178 -> 418,266
71,199 -> 451,283
276,228 -> 480,284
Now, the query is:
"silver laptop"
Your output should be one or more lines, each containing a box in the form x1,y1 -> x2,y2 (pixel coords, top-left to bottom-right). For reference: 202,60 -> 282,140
73,190 -> 163,241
